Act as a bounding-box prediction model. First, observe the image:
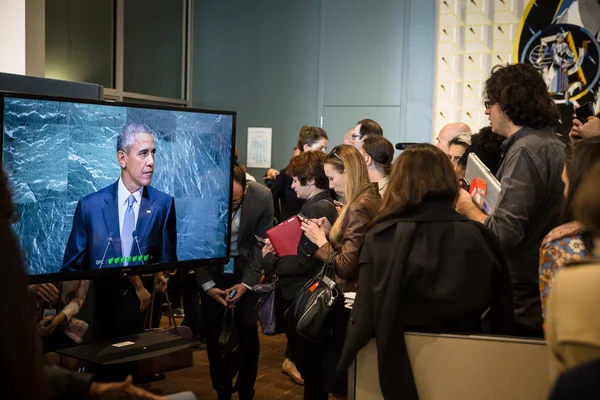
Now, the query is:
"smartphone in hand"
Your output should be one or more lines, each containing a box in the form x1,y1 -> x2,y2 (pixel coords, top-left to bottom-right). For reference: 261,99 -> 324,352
254,235 -> 267,244
228,289 -> 237,299
297,213 -> 309,222
575,102 -> 595,121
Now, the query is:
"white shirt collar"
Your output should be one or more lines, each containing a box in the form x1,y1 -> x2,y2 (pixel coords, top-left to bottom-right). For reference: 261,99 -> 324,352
118,177 -> 143,206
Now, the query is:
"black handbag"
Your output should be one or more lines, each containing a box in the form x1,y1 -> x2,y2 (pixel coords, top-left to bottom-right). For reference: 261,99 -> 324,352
218,306 -> 241,377
285,252 -> 339,343
254,277 -> 285,335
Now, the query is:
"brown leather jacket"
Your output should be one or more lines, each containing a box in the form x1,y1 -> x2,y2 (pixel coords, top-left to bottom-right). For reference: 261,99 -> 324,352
314,186 -> 381,291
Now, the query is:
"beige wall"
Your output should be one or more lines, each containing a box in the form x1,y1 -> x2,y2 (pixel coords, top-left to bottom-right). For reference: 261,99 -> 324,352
433,0 -> 526,140
0,0 -> 27,74
351,334 -> 551,400
0,0 -> 45,77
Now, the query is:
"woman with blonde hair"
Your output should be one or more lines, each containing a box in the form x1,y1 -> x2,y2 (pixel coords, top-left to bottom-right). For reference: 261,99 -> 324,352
301,144 -> 380,398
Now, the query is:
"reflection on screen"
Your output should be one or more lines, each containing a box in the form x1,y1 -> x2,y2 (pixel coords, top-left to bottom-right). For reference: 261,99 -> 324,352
1,96 -> 233,276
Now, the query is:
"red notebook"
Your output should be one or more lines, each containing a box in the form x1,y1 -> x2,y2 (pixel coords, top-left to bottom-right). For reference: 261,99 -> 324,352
266,215 -> 302,256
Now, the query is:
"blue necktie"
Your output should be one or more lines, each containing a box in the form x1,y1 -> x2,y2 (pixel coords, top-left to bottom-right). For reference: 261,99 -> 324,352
121,194 -> 136,266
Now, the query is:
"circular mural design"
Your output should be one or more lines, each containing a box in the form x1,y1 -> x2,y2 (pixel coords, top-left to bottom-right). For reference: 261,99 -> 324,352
515,0 -> 600,131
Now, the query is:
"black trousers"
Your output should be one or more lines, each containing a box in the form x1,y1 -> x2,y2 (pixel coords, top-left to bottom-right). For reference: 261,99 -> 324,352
93,276 -> 161,341
200,273 -> 259,400
321,297 -> 350,395
181,271 -> 202,337
169,269 -> 203,337
282,296 -> 329,400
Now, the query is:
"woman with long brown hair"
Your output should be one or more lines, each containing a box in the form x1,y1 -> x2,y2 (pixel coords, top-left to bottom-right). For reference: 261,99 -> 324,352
301,144 -> 380,398
338,144 -> 514,400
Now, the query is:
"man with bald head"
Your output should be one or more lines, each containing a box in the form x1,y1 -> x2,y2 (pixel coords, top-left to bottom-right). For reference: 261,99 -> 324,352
436,122 -> 471,153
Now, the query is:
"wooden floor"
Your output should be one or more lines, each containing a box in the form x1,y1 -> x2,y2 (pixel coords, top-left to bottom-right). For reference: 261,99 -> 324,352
138,329 -> 305,399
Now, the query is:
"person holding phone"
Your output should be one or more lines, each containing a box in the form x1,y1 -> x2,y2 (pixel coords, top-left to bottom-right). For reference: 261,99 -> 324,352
299,145 -> 381,399
261,151 -> 338,399
195,163 -> 274,400
570,102 -> 600,143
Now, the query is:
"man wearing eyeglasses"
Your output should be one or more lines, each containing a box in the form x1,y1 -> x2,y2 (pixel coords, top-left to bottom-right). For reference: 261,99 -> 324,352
456,63 -> 566,338
350,119 -> 383,150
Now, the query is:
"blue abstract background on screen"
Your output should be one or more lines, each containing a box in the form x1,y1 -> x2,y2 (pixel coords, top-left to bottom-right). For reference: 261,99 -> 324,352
1,97 -> 233,275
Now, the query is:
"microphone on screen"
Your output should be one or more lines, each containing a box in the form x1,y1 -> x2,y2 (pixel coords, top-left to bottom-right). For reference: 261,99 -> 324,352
98,232 -> 115,269
132,230 -> 145,265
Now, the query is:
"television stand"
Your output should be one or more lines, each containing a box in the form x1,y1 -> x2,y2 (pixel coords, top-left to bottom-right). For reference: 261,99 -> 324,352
56,330 -> 193,380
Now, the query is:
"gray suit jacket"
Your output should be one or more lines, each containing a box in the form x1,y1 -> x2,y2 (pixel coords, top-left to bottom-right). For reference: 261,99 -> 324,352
196,181 -> 274,288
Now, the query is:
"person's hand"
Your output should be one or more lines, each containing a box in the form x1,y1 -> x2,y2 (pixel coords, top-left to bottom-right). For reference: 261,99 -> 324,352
206,287 -> 228,307
29,283 -> 60,303
313,217 -> 332,236
264,168 -> 280,181
261,239 -> 276,258
89,375 -> 167,399
455,188 -> 475,216
226,283 -> 248,305
301,219 -> 328,248
38,315 -> 58,336
572,116 -> 600,141
333,200 -> 344,215
154,272 -> 168,293
570,118 -> 585,142
37,312 -> 67,336
135,287 -> 152,311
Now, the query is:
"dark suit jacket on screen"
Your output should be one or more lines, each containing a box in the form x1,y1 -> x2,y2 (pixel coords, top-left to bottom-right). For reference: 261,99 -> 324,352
61,180 -> 177,271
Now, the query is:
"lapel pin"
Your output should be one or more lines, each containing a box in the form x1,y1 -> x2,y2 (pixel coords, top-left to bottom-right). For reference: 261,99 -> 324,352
147,210 -> 152,214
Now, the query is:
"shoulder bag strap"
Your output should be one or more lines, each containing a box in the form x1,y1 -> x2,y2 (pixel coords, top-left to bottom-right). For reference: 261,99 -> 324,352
164,291 -> 177,328
144,289 -> 157,331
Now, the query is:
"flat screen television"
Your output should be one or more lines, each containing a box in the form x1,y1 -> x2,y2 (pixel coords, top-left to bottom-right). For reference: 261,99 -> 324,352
0,91 -> 236,283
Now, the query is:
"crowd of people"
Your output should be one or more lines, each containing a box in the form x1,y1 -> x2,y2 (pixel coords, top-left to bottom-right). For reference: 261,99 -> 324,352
255,62 -> 600,399
2,62 -> 600,399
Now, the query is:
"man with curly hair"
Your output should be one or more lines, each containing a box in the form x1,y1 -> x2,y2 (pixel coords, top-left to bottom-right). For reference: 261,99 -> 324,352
456,63 -> 566,338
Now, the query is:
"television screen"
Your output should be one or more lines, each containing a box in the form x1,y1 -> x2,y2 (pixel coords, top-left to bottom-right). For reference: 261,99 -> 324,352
0,92 -> 235,283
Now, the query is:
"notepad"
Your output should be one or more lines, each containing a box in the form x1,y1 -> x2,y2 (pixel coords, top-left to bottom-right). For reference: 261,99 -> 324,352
266,215 -> 302,256
465,153 -> 502,215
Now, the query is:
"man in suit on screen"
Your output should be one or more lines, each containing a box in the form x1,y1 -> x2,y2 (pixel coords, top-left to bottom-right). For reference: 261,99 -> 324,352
62,123 -> 177,271
62,123 -> 177,338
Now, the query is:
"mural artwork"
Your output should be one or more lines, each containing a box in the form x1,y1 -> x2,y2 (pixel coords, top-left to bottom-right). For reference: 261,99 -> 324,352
516,0 -> 600,133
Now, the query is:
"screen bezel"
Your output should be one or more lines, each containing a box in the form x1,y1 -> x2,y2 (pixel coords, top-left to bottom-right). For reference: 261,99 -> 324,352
0,90 -> 236,283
